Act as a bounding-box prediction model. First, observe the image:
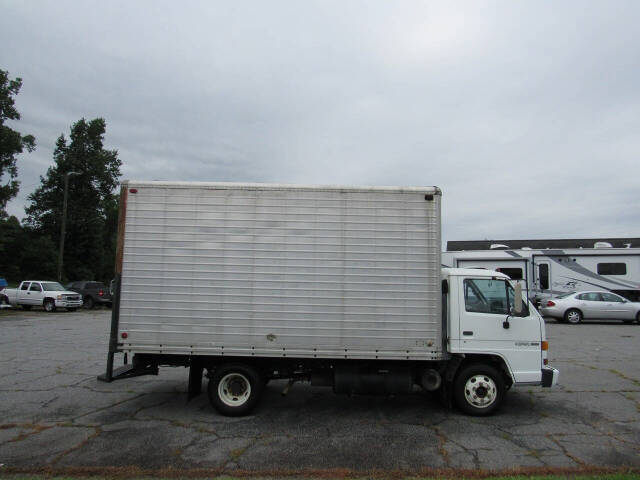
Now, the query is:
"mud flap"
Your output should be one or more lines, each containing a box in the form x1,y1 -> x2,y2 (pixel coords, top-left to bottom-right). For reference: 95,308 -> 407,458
187,361 -> 204,401
97,362 -> 158,382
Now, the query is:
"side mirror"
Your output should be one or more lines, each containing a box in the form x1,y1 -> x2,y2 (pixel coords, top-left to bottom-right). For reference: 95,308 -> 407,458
514,283 -> 523,314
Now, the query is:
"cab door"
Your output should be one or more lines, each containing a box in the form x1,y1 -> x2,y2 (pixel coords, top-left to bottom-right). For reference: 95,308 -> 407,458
17,282 -> 31,304
457,276 -> 542,383
28,282 -> 44,305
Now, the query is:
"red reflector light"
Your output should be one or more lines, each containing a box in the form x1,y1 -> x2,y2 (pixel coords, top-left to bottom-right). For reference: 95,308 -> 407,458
98,290 -> 104,297
121,332 -> 128,339
546,301 -> 555,307
544,358 -> 548,365
129,188 -> 138,193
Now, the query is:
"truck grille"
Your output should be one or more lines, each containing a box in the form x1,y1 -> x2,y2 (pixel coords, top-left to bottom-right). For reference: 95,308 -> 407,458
65,295 -> 81,301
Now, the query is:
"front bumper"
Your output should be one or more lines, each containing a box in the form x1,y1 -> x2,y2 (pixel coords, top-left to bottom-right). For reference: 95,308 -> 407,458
55,299 -> 83,308
541,366 -> 559,387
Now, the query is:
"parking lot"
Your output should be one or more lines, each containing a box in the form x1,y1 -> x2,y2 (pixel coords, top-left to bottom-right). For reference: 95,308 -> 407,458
0,308 -> 639,474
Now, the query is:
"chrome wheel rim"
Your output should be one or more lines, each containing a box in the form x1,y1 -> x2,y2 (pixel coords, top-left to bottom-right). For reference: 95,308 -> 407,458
218,373 -> 251,407
567,311 -> 581,324
464,374 -> 497,409
45,302 -> 53,312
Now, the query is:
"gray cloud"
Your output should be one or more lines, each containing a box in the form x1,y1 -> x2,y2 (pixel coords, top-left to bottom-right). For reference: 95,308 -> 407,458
2,0 -> 639,246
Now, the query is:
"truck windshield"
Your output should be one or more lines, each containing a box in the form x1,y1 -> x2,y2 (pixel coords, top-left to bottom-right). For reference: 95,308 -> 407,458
41,282 -> 65,291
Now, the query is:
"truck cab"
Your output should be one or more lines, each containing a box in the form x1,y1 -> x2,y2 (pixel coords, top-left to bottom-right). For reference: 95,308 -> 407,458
444,268 -> 558,412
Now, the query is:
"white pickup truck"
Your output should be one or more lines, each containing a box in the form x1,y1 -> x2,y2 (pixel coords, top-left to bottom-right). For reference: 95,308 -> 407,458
2,280 -> 83,312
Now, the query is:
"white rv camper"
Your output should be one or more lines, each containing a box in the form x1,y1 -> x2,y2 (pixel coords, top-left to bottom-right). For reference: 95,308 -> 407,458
442,245 -> 640,305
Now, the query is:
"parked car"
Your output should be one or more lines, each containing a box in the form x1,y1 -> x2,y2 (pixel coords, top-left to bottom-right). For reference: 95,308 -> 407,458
66,281 -> 112,309
2,280 -> 83,312
539,291 -> 640,324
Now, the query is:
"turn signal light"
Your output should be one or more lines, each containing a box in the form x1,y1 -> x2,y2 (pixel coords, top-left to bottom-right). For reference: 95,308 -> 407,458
546,301 -> 555,307
541,341 -> 549,351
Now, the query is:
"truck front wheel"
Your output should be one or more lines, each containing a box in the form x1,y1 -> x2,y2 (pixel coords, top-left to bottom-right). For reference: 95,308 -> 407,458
453,363 -> 505,416
44,299 -> 56,312
207,363 -> 264,417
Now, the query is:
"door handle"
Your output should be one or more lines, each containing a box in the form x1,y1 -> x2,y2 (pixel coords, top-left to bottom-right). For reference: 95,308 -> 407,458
463,331 -> 473,336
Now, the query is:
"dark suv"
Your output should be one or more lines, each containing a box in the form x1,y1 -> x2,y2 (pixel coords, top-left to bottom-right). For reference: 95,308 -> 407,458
66,281 -> 112,309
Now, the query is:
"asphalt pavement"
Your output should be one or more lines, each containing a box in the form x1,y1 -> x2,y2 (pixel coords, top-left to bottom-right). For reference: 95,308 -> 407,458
0,308 -> 639,473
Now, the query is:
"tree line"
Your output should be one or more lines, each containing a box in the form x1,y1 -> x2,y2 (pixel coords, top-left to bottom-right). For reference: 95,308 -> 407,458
0,69 -> 122,284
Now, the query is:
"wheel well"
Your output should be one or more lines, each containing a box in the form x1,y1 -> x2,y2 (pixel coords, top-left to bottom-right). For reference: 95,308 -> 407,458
458,354 -> 514,387
43,297 -> 55,304
564,307 -> 582,317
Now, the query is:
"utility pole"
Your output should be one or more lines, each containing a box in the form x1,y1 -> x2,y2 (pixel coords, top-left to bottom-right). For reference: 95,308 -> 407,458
57,171 -> 80,282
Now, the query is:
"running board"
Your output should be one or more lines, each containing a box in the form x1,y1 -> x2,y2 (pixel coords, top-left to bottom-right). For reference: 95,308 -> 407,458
97,363 -> 158,382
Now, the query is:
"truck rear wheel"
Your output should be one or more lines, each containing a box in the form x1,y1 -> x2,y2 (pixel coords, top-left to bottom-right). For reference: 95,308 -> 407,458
207,363 -> 264,416
453,363 -> 505,416
83,296 -> 94,309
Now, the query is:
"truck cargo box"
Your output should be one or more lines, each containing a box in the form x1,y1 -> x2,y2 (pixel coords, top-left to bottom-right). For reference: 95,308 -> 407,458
116,182 -> 443,361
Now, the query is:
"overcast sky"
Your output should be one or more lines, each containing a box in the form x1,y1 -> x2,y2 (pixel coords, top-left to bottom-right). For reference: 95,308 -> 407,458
2,0 -> 639,246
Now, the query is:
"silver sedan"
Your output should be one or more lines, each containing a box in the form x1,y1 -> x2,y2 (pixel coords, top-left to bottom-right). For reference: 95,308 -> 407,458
539,291 -> 640,324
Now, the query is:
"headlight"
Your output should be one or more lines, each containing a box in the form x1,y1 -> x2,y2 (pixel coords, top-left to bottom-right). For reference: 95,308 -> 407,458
57,295 -> 63,300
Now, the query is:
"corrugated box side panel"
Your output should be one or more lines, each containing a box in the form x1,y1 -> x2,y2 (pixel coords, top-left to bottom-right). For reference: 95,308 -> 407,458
118,184 -> 442,360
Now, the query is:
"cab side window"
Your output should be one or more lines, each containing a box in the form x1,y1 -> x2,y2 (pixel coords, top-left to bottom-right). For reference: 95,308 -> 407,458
20,283 -> 30,290
29,283 -> 42,292
464,279 -> 509,314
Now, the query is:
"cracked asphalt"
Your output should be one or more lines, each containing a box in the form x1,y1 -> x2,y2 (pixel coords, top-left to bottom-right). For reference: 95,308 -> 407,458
0,308 -> 639,472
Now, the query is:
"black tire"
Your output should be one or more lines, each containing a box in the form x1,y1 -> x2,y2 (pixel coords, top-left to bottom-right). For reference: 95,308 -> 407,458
636,312 -> 640,325
67,308 -> 77,312
564,308 -> 582,324
22,304 -> 32,311
44,299 -> 56,313
207,363 -> 264,416
453,363 -> 505,416
0,295 -> 8,306
83,296 -> 94,309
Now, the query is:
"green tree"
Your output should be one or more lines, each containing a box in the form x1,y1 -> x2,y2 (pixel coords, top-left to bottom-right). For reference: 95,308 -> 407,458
0,69 -> 36,218
0,217 -> 57,282
24,118 -> 121,282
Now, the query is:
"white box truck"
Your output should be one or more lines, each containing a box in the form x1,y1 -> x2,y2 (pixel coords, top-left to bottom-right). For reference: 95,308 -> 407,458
99,181 -> 558,416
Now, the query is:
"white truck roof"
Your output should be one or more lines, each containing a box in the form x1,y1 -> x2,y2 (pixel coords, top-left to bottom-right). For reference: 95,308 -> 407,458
122,180 -> 442,195
443,268 -> 510,279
